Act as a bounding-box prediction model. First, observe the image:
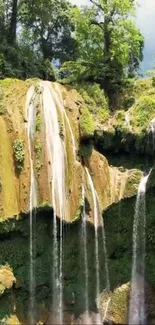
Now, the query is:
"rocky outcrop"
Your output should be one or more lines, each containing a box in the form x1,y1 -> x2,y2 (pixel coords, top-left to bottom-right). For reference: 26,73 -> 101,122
0,78 -> 144,223
0,265 -> 16,296
98,281 -> 155,324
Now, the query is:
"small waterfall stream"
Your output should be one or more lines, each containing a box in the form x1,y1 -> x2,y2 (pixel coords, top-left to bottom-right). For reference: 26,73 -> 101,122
85,168 -> 110,323
82,185 -> 89,313
26,86 -> 37,324
53,83 -> 77,159
85,168 -> 100,301
41,81 -> 66,323
129,171 -> 151,325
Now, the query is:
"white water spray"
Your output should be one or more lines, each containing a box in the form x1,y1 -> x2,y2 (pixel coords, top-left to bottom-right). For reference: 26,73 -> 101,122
41,81 -> 66,324
26,86 -> 37,324
129,171 -> 151,325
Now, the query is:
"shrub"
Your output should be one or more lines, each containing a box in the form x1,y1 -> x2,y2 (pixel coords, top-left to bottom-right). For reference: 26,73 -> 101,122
152,76 -> 155,87
79,106 -> 95,139
13,140 -> 25,171
122,96 -> 135,109
131,96 -> 155,131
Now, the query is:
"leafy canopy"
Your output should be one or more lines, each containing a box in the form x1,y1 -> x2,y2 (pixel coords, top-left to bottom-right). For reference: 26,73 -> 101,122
61,0 -> 144,103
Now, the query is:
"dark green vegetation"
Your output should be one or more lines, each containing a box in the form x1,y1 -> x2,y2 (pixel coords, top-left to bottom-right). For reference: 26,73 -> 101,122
0,0 -> 144,105
0,210 -> 109,321
104,187 -> 155,289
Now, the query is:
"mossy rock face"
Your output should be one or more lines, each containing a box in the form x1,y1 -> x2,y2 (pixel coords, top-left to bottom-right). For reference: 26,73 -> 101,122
103,187 -> 155,292
93,78 -> 155,156
99,281 -> 155,324
0,210 -> 110,322
79,106 -> 95,139
130,96 -> 155,132
0,265 -> 16,296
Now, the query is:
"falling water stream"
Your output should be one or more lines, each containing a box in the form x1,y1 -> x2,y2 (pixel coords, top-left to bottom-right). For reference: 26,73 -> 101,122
129,171 -> 151,325
26,86 -> 37,324
85,168 -> 100,301
53,83 -> 77,159
82,185 -> 89,313
85,168 -> 110,323
41,81 -> 66,323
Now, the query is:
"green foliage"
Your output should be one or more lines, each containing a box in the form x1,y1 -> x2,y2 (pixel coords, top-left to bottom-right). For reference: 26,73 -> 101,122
13,139 -> 25,171
36,113 -> 41,132
131,96 -> 155,131
122,96 -> 135,109
75,82 -> 110,125
19,0 -> 77,63
79,106 -> 95,139
0,41 -> 56,80
61,1 -> 144,103
115,110 -> 126,126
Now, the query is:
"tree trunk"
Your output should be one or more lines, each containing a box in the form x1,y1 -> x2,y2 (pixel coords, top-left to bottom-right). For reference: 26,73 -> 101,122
8,0 -> 18,45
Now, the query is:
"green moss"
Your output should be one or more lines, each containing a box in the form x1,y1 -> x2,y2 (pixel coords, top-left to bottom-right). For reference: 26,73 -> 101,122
13,139 -> 25,171
35,139 -> 42,159
0,78 -> 15,88
130,96 -> 155,132
36,112 -> 41,132
115,110 -> 126,126
134,78 -> 152,99
79,106 -> 95,139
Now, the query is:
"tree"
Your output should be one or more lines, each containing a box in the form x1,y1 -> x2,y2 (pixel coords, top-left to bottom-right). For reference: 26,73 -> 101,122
19,0 -> 78,63
61,0 -> 144,105
7,0 -> 18,44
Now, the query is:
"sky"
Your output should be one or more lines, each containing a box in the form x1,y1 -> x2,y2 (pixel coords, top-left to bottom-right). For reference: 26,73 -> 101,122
70,0 -> 155,73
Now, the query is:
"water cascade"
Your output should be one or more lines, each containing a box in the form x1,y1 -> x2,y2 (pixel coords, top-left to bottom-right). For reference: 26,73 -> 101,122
26,86 -> 38,324
82,185 -> 89,313
53,83 -> 77,159
129,171 -> 151,325
41,81 -> 66,323
85,168 -> 100,301
85,168 -> 110,323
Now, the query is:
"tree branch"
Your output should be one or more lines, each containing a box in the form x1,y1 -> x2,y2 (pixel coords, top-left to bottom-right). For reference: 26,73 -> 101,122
90,19 -> 104,29
90,0 -> 103,11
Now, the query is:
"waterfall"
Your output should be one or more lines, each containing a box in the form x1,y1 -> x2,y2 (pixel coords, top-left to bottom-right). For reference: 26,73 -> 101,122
85,168 -> 100,300
26,86 -> 37,324
53,83 -> 77,159
82,185 -> 89,313
129,171 -> 151,325
85,168 -> 110,323
41,81 -> 66,324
